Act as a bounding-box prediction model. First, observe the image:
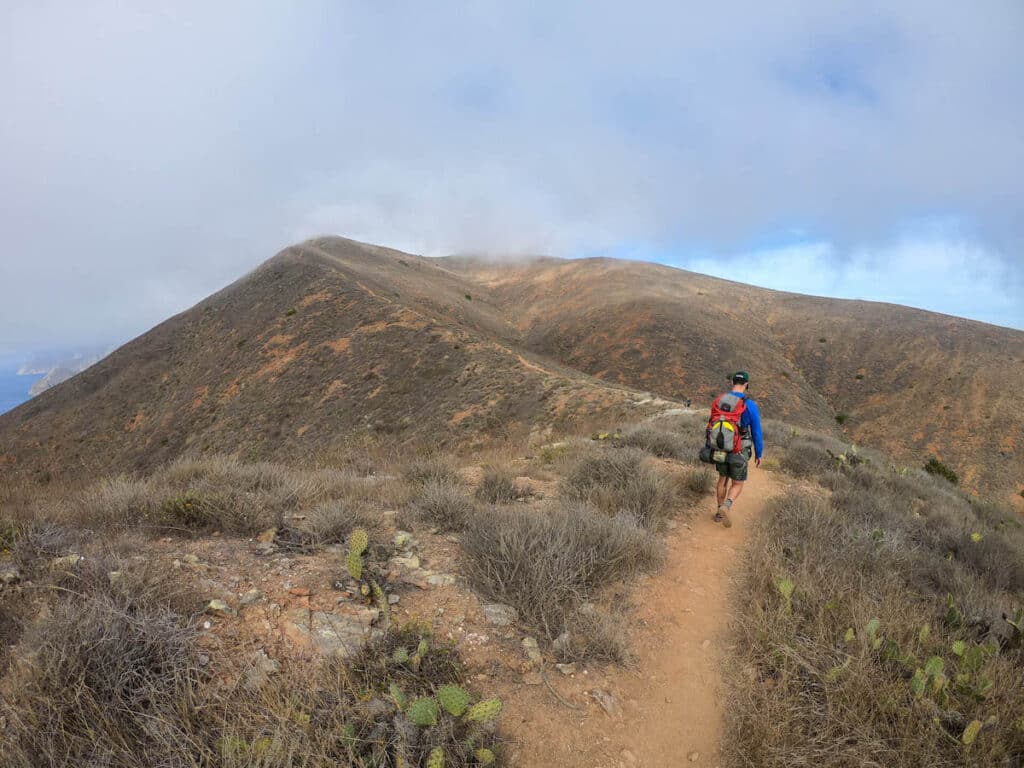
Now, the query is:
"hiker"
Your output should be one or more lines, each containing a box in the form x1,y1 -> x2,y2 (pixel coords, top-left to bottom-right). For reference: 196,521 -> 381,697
703,371 -> 763,527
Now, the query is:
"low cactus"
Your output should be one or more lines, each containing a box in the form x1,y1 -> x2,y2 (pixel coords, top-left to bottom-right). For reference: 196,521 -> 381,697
474,748 -> 496,765
346,528 -> 369,580
465,697 -> 503,724
427,747 -> 445,768
438,685 -> 470,717
389,682 -> 407,711
393,647 -> 410,665
406,697 -> 439,727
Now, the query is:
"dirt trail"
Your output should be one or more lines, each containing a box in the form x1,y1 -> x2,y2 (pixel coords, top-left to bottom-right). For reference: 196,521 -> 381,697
511,466 -> 779,768
604,467 -> 779,767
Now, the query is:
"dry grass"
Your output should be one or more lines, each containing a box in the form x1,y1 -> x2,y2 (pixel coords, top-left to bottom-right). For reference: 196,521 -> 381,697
402,455 -> 462,487
724,465 -> 1024,767
16,455 -> 406,540
560,448 -> 677,530
678,465 -> 718,497
462,501 -> 663,647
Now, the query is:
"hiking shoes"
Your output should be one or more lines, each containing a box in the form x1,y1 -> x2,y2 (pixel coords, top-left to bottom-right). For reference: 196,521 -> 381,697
714,505 -> 733,528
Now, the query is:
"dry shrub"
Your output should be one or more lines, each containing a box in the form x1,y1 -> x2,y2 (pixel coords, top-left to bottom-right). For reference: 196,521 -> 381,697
2,583 -> 203,766
305,499 -> 377,546
462,502 -> 663,644
618,425 -> 688,460
403,455 -> 462,487
779,437 -> 837,478
560,448 -> 677,530
679,465 -> 717,496
408,480 -> 475,532
724,479 -> 1024,768
558,606 -> 632,664
475,466 -> 529,504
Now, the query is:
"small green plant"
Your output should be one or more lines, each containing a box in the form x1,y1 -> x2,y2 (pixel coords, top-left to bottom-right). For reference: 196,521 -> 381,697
284,307 -> 296,316
865,617 -> 883,650
818,337 -> 827,343
159,492 -> 209,528
427,747 -> 445,768
775,576 -> 795,612
835,413 -> 849,425
924,457 -> 958,485
855,373 -> 864,380
464,293 -> 472,301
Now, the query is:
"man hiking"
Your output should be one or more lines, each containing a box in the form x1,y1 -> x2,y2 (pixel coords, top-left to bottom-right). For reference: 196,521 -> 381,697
706,370 -> 763,527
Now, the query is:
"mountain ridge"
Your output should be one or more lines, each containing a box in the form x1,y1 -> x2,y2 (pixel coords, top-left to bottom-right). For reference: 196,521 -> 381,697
2,236 -> 1021,505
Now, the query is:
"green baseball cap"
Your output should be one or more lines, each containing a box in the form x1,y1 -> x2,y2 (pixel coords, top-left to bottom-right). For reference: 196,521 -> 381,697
731,370 -> 750,384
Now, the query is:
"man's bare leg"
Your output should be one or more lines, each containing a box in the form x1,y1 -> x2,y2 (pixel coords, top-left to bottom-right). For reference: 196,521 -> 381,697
715,475 -> 733,527
727,480 -> 745,504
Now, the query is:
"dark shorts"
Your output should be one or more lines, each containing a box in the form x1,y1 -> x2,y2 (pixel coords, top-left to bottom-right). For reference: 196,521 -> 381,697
716,447 -> 751,482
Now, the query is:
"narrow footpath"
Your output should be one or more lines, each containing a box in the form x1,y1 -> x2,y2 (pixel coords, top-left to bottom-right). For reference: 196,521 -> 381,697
512,465 -> 779,768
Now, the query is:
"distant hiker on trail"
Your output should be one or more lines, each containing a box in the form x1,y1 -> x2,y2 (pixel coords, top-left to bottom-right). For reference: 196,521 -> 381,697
700,370 -> 763,528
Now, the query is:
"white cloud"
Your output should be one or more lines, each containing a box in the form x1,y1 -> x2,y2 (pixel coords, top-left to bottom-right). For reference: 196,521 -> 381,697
1,0 -> 1022,354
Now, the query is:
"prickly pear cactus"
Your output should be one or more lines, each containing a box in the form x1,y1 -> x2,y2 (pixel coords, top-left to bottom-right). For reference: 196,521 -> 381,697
416,638 -> 429,657
406,697 -> 438,727
349,528 -> 369,556
372,580 -> 389,627
474,747 -> 496,765
392,647 -> 410,665
427,747 -> 445,768
346,549 -> 363,581
389,682 -> 407,711
464,697 -> 503,723
438,685 -> 470,717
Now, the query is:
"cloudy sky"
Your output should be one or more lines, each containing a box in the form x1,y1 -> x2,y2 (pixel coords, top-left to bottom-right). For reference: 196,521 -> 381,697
2,1 -> 1022,362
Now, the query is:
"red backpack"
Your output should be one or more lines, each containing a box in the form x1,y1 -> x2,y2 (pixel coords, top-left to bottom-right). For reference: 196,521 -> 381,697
707,392 -> 748,454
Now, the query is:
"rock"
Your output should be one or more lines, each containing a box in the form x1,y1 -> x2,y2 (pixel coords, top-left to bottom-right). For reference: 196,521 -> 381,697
108,570 -> 124,585
555,663 -> 577,676
239,589 -> 263,606
50,554 -> 83,569
289,587 -> 312,597
254,542 -> 277,555
0,566 -> 22,585
284,607 -> 379,658
242,651 -> 280,691
688,751 -> 700,762
701,639 -> 711,649
393,531 -> 415,549
426,573 -> 455,587
206,599 -> 236,617
387,593 -> 401,605
481,603 -> 517,627
591,688 -> 621,717
620,749 -> 638,765
389,555 -> 420,571
522,671 -> 543,686
198,653 -> 210,666
257,528 -> 278,544
521,636 -> 543,666
400,570 -> 432,589
182,554 -> 200,565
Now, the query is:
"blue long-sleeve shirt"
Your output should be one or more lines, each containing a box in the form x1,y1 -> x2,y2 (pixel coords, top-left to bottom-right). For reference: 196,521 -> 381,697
737,393 -> 764,458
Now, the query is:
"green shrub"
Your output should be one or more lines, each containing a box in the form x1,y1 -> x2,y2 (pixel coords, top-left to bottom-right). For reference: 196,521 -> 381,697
835,413 -> 849,425
924,457 -> 959,485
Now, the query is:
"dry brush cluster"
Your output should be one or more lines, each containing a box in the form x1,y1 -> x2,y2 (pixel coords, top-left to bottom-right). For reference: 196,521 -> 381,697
724,460 -> 1024,767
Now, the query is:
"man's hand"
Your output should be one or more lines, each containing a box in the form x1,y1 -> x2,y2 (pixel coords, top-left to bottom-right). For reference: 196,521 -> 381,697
755,456 -> 762,468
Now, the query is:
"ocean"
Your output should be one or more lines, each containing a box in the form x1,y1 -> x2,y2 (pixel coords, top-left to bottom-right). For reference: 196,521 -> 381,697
0,370 -> 43,415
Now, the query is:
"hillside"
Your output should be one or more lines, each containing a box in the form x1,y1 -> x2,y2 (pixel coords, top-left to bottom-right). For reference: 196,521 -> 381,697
1,236 -> 1022,502
0,239 -> 658,483
443,256 -> 1024,501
